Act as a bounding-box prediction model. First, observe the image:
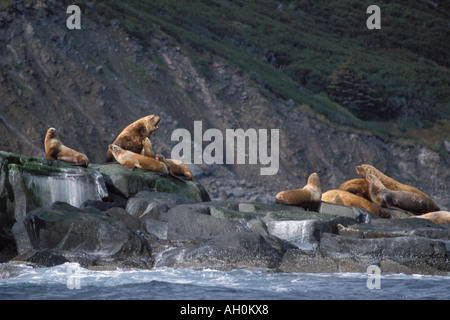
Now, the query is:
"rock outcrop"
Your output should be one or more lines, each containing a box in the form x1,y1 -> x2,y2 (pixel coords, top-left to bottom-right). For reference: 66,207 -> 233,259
0,152 -> 449,276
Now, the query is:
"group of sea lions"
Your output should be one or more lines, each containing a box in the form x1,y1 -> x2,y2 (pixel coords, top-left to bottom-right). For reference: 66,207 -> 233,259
43,115 -> 449,225
276,165 -> 450,225
44,115 -> 193,180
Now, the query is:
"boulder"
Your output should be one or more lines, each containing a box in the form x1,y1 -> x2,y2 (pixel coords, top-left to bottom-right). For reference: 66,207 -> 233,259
0,151 -> 108,221
125,191 -> 195,219
154,232 -> 282,271
279,211 -> 450,275
12,202 -> 153,269
162,203 -> 247,241
91,163 -> 210,202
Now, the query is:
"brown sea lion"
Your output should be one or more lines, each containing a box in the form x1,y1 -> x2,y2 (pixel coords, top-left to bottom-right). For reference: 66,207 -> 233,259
275,173 -> 322,211
141,137 -> 155,158
366,174 -> 430,214
105,115 -> 160,163
410,211 -> 450,225
339,178 -> 369,199
141,137 -> 194,180
44,127 -> 89,167
108,144 -> 169,174
156,154 -> 194,180
356,164 -> 440,212
321,189 -> 389,218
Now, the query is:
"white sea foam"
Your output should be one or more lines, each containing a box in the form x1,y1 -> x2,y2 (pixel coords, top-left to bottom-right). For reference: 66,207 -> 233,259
0,263 -> 449,300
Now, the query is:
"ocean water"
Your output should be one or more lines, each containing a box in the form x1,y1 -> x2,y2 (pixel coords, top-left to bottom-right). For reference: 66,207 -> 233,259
0,263 -> 448,301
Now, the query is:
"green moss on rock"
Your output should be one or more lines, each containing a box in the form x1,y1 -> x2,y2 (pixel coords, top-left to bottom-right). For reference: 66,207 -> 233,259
91,163 -> 210,202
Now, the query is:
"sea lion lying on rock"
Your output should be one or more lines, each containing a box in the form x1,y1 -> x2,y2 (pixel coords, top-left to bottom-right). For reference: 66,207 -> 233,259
275,173 -> 322,211
108,144 -> 169,174
339,178 -> 369,200
141,137 -> 193,180
356,164 -> 440,212
44,127 -> 89,167
410,211 -> 450,225
321,189 -> 390,218
366,174 -> 430,214
106,115 -> 160,163
156,154 -> 194,180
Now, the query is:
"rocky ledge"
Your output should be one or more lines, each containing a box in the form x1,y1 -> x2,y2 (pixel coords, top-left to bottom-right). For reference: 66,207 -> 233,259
0,151 -> 449,276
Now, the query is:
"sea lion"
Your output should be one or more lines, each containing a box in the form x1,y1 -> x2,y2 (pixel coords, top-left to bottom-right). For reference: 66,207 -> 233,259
321,189 -> 389,218
275,173 -> 322,211
105,115 -> 160,162
410,211 -> 450,225
141,137 -> 194,180
44,127 -> 89,167
366,174 -> 430,214
356,164 -> 440,212
156,154 -> 194,180
108,144 -> 169,174
141,137 -> 155,158
339,178 -> 369,199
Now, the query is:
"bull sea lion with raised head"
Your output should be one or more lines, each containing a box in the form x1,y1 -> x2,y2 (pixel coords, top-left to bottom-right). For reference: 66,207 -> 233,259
108,144 -> 169,174
366,174 -> 430,214
44,127 -> 89,167
321,189 -> 390,218
275,173 -> 322,211
356,164 -> 440,212
106,115 -> 160,162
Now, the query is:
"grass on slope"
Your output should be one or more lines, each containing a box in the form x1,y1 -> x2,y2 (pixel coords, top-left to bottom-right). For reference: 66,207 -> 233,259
9,0 -> 449,152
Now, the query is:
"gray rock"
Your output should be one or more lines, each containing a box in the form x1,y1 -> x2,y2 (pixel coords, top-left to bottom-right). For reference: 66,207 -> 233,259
125,191 -> 191,219
144,219 -> 168,240
25,249 -> 69,268
164,204 -> 246,241
319,201 -> 377,223
155,232 -> 281,271
265,215 -> 356,250
279,248 -> 376,273
345,218 -> 450,240
0,151 -> 108,221
12,202 -> 153,268
91,163 -> 210,202
320,233 -> 449,275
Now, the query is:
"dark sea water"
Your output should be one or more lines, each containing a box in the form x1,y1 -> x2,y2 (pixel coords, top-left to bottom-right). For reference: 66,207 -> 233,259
0,263 -> 449,301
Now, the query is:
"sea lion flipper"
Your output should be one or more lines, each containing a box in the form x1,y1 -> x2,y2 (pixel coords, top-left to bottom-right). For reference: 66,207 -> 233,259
57,155 -> 85,166
122,160 -> 135,169
142,138 -> 155,158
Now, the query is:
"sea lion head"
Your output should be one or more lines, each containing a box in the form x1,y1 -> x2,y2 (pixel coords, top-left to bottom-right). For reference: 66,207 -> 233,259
307,173 -> 321,189
146,115 -> 160,133
156,153 -> 165,162
142,137 -> 152,151
46,127 -> 58,140
367,174 -> 385,191
108,144 -> 123,156
356,165 -> 366,178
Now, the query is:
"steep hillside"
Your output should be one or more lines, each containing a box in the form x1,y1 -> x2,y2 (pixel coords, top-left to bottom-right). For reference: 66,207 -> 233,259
0,0 -> 449,207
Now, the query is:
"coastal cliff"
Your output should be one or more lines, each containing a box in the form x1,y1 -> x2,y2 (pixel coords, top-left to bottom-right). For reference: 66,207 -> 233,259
1,152 -> 448,276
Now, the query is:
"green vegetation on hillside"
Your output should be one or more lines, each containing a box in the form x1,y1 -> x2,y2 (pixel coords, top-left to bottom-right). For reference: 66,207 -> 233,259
8,0 -> 450,150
